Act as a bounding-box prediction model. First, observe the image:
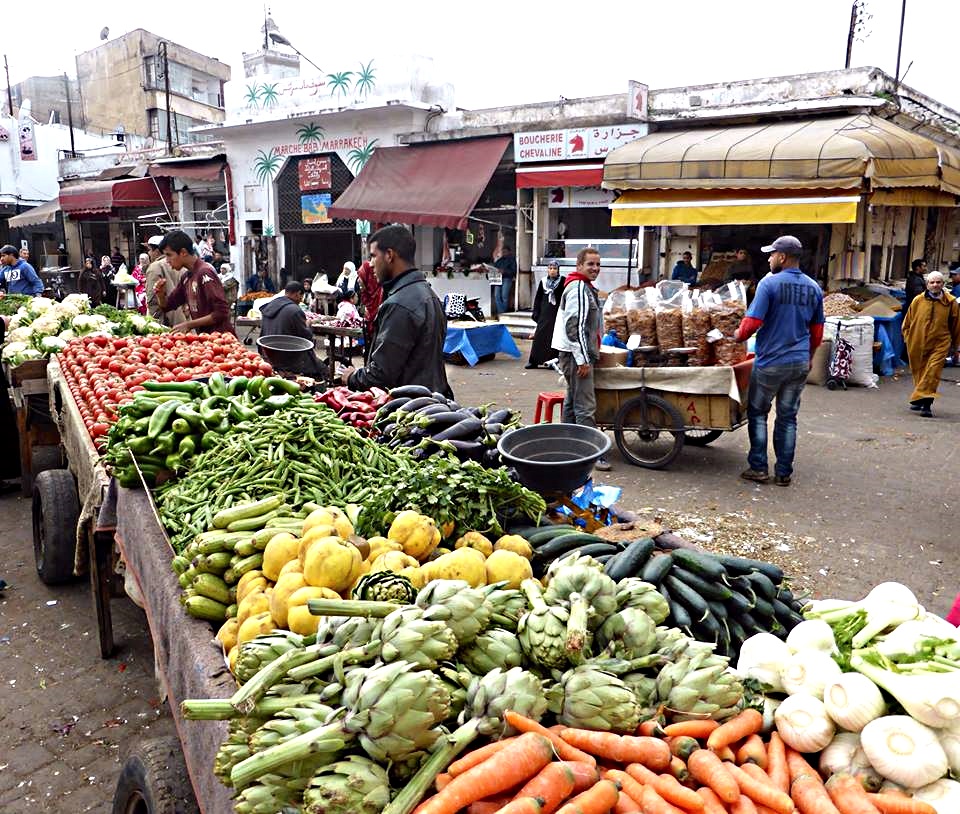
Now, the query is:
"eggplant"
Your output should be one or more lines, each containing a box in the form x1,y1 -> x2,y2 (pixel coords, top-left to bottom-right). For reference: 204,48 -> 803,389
389,385 -> 434,399
394,396 -> 442,414
375,396 -> 410,421
482,422 -> 504,436
420,410 -> 474,429
482,448 -> 502,467
485,408 -> 512,424
431,416 -> 483,442
410,402 -> 453,418
430,392 -> 454,404
447,401 -> 463,411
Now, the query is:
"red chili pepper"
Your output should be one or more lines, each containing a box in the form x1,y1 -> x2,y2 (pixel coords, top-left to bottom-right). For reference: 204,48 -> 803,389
351,391 -> 374,403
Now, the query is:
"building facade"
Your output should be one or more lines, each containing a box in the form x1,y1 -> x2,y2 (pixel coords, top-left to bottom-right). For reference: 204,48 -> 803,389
75,29 -> 230,144
10,76 -> 79,126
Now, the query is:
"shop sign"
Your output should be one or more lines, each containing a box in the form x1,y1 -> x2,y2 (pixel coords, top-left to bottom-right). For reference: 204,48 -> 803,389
627,80 -> 649,121
547,186 -> 617,209
273,135 -> 368,158
302,193 -> 332,224
514,123 -> 648,163
299,157 -> 332,191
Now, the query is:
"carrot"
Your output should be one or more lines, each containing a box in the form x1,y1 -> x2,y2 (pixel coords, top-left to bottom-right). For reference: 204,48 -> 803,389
714,745 -> 737,763
668,755 -> 691,785
516,762 -> 577,814
687,748 -> 740,804
603,770 -> 646,805
467,802 -> 503,814
640,784 -> 688,814
450,738 -> 518,776
669,735 -> 701,761
767,733 -> 789,795
784,749 -> 821,788
740,762 -> 776,787
416,732 -> 554,814
614,794 -> 642,813
625,761 -> 659,786
564,762 -> 601,794
732,795 -> 760,814
654,774 -> 706,811
559,729 -> 670,770
697,787 -> 730,814
497,798 -> 545,814
556,779 -> 621,814
436,773 -> 453,791
825,774 -> 881,814
724,761 -> 795,814
737,735 -> 769,769
790,769 -> 840,814
505,712 -> 597,768
707,710 -> 764,753
640,718 -> 667,737
663,719 -> 721,739
865,792 -> 936,814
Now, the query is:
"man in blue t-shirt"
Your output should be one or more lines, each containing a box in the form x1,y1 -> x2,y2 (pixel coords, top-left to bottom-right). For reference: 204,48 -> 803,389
0,244 -> 44,296
733,236 -> 824,486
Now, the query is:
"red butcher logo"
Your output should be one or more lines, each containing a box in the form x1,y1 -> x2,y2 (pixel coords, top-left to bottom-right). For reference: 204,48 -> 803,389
569,133 -> 584,153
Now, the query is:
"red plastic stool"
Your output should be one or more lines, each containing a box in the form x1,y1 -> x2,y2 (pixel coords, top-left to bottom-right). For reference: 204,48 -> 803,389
534,391 -> 565,424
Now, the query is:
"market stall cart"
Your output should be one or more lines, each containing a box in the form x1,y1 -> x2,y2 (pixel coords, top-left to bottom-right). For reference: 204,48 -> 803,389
4,358 -> 62,496
443,321 -> 522,366
311,322 -> 364,382
594,357 -> 753,469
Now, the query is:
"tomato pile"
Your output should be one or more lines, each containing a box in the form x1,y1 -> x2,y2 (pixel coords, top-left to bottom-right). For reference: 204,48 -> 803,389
58,332 -> 272,446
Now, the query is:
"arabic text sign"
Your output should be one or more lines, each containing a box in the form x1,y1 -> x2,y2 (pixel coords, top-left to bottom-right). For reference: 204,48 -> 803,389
547,187 -> 617,208
299,157 -> 332,191
302,193 -> 332,224
513,123 -> 648,163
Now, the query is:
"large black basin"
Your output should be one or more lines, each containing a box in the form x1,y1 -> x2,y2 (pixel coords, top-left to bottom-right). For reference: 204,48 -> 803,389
497,424 -> 611,494
256,334 -> 314,369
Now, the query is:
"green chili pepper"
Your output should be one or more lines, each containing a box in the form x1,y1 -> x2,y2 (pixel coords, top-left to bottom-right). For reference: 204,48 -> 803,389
179,436 -> 196,459
174,403 -> 204,429
143,380 -> 206,397
229,400 -> 259,423
227,376 -> 249,396
165,453 -> 183,472
263,394 -> 294,410
152,431 -> 177,455
201,431 -> 221,451
246,375 -> 265,399
148,400 -> 181,439
261,376 -> 301,398
208,371 -> 228,397
127,435 -> 154,456
171,418 -> 192,435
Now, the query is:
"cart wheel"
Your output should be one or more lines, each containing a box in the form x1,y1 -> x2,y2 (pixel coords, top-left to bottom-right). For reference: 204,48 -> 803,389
683,429 -> 724,447
32,469 -> 80,585
112,736 -> 199,814
614,394 -> 685,469
825,379 -> 838,391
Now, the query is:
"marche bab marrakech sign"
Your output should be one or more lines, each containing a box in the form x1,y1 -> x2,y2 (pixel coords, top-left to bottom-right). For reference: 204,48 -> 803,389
272,135 -> 369,157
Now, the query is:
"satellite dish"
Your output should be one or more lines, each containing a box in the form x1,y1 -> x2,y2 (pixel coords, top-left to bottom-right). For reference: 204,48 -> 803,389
100,27 -> 109,41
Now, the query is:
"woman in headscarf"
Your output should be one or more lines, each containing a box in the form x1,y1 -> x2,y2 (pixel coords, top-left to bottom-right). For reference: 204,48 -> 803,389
526,260 -> 566,369
78,256 -> 106,306
356,260 -> 383,353
100,255 -> 117,306
335,261 -> 359,299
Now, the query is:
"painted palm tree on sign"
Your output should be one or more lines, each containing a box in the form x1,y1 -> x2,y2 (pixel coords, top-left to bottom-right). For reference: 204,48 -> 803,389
296,122 -> 325,145
253,149 -> 281,185
347,139 -> 378,175
327,71 -> 353,98
244,84 -> 261,109
355,61 -> 376,98
259,83 -> 280,109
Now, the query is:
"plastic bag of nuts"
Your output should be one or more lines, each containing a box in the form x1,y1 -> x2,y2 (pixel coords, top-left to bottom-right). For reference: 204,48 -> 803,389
711,300 -> 747,365
683,307 -> 714,366
656,308 -> 684,350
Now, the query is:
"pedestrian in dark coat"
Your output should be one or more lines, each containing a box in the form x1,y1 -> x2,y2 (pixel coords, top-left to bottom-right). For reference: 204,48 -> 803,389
526,260 -> 565,368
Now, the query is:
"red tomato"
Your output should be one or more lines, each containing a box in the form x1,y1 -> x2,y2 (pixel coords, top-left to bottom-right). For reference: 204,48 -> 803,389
90,423 -> 109,438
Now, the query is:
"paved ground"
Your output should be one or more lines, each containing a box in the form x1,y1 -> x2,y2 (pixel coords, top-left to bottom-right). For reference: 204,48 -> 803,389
1,341 -> 956,811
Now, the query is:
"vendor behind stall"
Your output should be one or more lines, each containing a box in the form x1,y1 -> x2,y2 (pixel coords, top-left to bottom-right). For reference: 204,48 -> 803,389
0,244 -> 44,296
153,230 -> 235,335
259,282 -> 324,377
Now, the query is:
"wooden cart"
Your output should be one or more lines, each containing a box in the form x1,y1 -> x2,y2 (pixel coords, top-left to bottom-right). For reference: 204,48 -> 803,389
4,358 -> 63,496
594,357 -> 753,469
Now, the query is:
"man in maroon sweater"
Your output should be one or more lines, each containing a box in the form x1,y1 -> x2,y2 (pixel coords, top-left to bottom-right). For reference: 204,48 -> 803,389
153,230 -> 235,335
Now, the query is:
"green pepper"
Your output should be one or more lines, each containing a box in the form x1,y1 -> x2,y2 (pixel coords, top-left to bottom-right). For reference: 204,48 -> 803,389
133,416 -> 152,434
143,380 -> 206,398
116,467 -> 139,488
171,418 -> 192,435
246,375 -> 265,399
201,431 -> 221,451
152,431 -> 177,455
208,371 -> 228,397
127,435 -> 154,456
179,436 -> 196,459
214,416 -> 232,434
175,403 -> 204,429
227,376 -> 249,396
229,400 -> 259,422
199,395 -> 228,423
148,400 -> 181,439
261,376 -> 301,398
263,393 -> 294,410
165,453 -> 183,472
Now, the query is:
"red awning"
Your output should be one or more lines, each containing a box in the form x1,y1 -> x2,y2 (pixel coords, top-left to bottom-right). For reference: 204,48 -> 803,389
59,177 -> 171,215
515,163 -> 604,189
148,158 -> 226,182
329,136 -> 511,229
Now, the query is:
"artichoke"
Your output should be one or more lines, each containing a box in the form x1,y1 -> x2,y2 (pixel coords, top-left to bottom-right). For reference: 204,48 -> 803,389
332,616 -> 382,649
544,561 -> 618,630
518,578 -> 572,669
551,665 -> 642,733
379,606 -> 458,669
353,571 -> 418,604
655,650 -> 743,720
459,628 -> 525,674
303,755 -> 391,814
214,718 -> 258,787
483,584 -> 527,631
234,631 -> 319,685
248,701 -> 336,752
596,607 -> 657,660
616,578 -> 671,624
416,580 -> 491,645
234,773 -> 309,814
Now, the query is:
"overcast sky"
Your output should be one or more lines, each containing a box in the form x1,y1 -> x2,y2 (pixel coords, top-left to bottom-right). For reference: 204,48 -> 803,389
6,0 -> 959,113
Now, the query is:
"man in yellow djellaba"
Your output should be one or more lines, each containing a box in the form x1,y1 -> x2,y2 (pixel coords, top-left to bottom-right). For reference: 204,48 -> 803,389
901,270 -> 960,417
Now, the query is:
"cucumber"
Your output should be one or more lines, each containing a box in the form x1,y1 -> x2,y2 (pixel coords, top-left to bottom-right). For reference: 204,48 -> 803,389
706,599 -> 728,620
773,598 -> 804,628
534,532 -> 604,560
184,595 -> 228,622
594,554 -> 616,564
691,611 -> 721,643
663,575 -> 710,622
567,542 -> 621,559
669,565 -> 733,601
527,525 -> 583,545
724,588 -> 755,614
727,616 -> 748,647
192,573 -> 232,605
604,537 -> 655,582
740,611 -> 761,632
729,575 -> 758,606
712,553 -> 784,584
671,548 -> 728,582
664,588 -> 692,628
752,596 -> 775,619
641,552 -> 674,585
744,571 -> 777,603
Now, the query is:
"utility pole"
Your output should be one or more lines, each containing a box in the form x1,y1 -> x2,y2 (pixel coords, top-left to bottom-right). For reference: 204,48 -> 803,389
3,55 -> 12,115
157,41 -> 173,152
63,72 -> 76,157
845,2 -> 857,68
894,0 -> 907,85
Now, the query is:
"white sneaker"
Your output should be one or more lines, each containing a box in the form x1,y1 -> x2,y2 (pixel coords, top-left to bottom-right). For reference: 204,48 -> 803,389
594,457 -> 612,471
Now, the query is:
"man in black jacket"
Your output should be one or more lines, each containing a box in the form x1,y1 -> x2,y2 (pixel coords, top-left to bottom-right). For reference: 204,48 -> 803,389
259,282 -> 323,377
905,258 -> 928,305
341,225 -> 452,397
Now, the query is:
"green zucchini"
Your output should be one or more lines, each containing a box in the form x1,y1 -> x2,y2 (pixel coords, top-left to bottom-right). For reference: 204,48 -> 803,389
752,596 -> 775,619
192,573 -> 232,605
671,548 -> 728,582
534,532 -> 604,559
527,525 -> 583,545
724,588 -> 755,614
663,575 -> 710,622
773,598 -> 804,628
594,554 -> 616,565
739,611 -> 761,632
662,584 -> 692,628
727,616 -> 748,647
669,565 -> 733,601
641,552 -> 674,585
691,611 -> 721,643
712,553 -> 784,584
184,595 -> 228,622
604,537 -> 655,582
568,542 -> 620,559
744,570 -> 777,603
706,599 -> 728,620
212,495 -> 283,529
729,575 -> 758,606
233,538 -> 259,558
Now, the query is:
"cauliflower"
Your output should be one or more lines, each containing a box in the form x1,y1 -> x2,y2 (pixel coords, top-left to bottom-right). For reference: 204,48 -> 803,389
26,297 -> 55,318
71,313 -> 109,335
30,314 -> 64,339
54,300 -> 83,320
61,293 -> 91,311
58,329 -> 76,342
40,336 -> 68,354
6,326 -> 32,343
1,341 -> 29,361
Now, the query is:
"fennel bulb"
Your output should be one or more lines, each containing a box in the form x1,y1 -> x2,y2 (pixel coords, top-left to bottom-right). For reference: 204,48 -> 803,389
851,652 -> 960,729
774,693 -> 836,753
913,778 -> 960,813
736,632 -> 791,692
860,715 -> 948,788
780,650 -> 842,698
807,582 -> 924,649
786,619 -> 837,655
823,672 -> 886,731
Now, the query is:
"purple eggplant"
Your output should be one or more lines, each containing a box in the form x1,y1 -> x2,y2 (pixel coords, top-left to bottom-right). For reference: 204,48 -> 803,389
430,416 -> 483,442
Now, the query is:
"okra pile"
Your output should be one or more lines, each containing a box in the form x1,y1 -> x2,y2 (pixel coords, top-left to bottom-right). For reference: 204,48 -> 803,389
104,371 -> 303,487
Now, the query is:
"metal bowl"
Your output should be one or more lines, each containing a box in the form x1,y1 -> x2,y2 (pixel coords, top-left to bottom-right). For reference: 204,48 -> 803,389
497,424 -> 611,494
256,334 -> 314,369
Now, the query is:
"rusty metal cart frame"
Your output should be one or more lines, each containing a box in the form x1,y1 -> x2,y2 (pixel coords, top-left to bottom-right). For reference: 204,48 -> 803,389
593,358 -> 753,469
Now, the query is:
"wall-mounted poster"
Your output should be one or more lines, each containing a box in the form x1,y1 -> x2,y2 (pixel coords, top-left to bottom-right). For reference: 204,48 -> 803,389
298,157 -> 332,191
301,193 -> 332,224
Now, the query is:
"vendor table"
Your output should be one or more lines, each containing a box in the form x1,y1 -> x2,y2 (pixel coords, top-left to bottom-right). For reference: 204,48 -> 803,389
235,315 -> 260,344
311,323 -> 364,382
443,321 -> 522,366
98,480 -> 235,814
4,358 -> 60,496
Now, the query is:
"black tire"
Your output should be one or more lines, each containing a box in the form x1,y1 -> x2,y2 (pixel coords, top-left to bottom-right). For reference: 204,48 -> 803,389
825,379 -> 838,391
683,429 -> 724,447
32,469 -> 79,585
614,394 -> 685,469
31,445 -> 65,476
112,736 -> 199,814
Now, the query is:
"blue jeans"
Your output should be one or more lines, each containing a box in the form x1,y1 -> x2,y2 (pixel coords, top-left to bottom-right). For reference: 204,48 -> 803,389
495,277 -> 514,315
746,362 -> 809,477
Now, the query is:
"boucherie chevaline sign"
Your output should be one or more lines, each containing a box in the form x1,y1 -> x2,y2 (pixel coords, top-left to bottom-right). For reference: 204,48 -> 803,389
513,123 -> 648,163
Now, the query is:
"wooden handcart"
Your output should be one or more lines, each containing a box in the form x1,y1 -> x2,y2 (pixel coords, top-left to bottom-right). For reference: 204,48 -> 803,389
594,357 -> 753,469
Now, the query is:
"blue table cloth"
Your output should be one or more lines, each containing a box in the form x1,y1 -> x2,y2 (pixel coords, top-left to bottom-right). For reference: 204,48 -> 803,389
872,313 -> 906,376
444,323 -> 521,366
